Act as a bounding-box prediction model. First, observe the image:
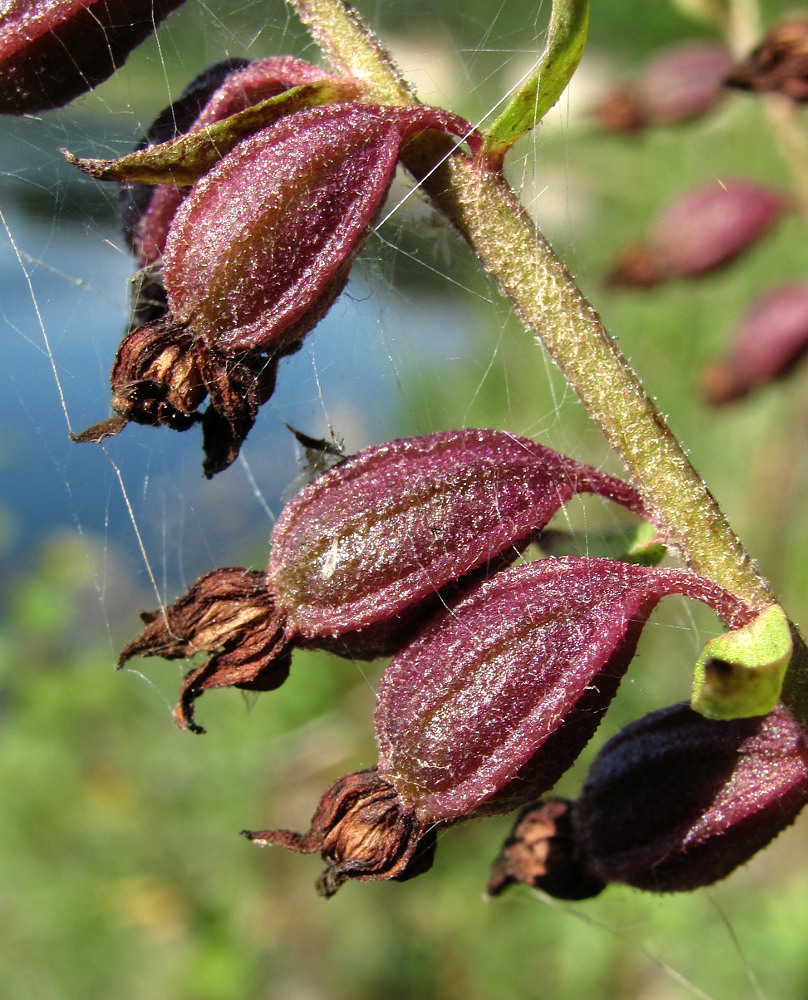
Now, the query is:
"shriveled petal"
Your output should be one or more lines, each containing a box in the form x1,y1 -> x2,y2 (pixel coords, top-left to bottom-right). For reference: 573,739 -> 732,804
117,568 -> 288,733
486,799 -> 605,899
242,769 -> 435,896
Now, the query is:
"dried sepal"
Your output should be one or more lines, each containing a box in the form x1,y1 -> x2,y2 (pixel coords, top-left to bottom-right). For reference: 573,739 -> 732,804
118,429 -> 650,730
726,18 -> 808,101
242,769 -> 436,897
0,0 -> 186,114
75,102 -> 483,472
571,702 -> 808,892
486,799 -> 605,899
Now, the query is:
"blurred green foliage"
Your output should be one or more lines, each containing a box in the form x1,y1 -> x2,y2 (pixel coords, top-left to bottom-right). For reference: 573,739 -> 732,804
4,1 -> 808,998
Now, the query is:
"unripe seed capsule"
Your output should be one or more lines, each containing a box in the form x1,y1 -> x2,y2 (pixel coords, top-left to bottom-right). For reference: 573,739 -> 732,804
702,282 -> 808,403
573,701 -> 808,892
0,0 -> 187,114
608,180 -> 787,287
244,557 -> 751,894
118,429 -> 650,732
74,101 -> 483,474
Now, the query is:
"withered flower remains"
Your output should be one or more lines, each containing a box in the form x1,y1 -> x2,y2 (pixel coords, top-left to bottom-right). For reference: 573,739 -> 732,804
118,429 -> 650,732
244,557 -> 751,895
74,92 -> 483,475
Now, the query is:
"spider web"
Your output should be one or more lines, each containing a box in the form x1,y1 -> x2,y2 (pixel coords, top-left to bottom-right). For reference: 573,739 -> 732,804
0,2 -> 798,998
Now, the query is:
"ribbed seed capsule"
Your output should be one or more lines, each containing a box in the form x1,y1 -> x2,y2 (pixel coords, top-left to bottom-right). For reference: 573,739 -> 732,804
702,283 -> 808,403
571,701 -> 808,892
117,429 -> 650,732
243,557 -> 751,895
120,58 -> 338,281
595,41 -> 733,132
74,101 -> 482,475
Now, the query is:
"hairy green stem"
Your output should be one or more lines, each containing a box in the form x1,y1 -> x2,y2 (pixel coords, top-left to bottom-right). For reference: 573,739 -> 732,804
292,0 -> 808,722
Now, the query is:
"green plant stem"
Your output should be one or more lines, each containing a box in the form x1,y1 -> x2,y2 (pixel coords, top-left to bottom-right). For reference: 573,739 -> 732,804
292,0 -> 808,723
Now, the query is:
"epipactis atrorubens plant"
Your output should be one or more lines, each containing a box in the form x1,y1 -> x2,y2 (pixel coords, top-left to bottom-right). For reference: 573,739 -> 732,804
13,0 -> 808,899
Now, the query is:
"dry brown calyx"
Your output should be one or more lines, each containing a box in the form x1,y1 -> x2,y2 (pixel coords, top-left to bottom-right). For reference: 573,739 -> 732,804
72,319 -> 204,442
486,799 -> 605,900
117,568 -> 288,733
242,769 -> 436,897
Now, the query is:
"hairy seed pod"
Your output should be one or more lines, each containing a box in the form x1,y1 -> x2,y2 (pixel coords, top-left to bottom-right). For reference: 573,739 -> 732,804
117,429 -> 650,732
702,282 -> 808,403
74,101 -> 481,474
573,702 -> 808,892
120,57 -> 340,277
0,0 -> 187,114
244,558 -> 751,895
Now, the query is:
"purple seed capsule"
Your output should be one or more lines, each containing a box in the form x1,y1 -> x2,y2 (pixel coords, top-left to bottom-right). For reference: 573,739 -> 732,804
702,282 -> 808,403
571,701 -> 808,892
596,41 -> 733,132
74,101 -> 482,474
243,558 -> 751,895
117,429 -> 650,732
122,57 -> 340,275
0,0 -> 187,114
608,180 -> 787,287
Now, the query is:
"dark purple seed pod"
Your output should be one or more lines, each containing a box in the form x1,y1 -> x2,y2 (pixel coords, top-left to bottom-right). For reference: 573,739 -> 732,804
702,282 -> 808,403
608,180 -> 787,287
595,41 -> 733,132
570,701 -> 808,893
117,429 -> 650,732
0,0 -> 187,114
243,557 -> 752,895
726,18 -> 808,101
75,101 -> 482,474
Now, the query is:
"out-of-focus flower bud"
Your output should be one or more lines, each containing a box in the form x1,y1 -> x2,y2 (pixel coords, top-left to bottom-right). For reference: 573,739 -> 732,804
117,429 -> 649,732
702,283 -> 808,403
595,41 -> 733,132
726,18 -> 808,101
73,101 -> 482,474
572,702 -> 808,892
0,0 -> 186,114
608,180 -> 787,287
243,557 -> 751,894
